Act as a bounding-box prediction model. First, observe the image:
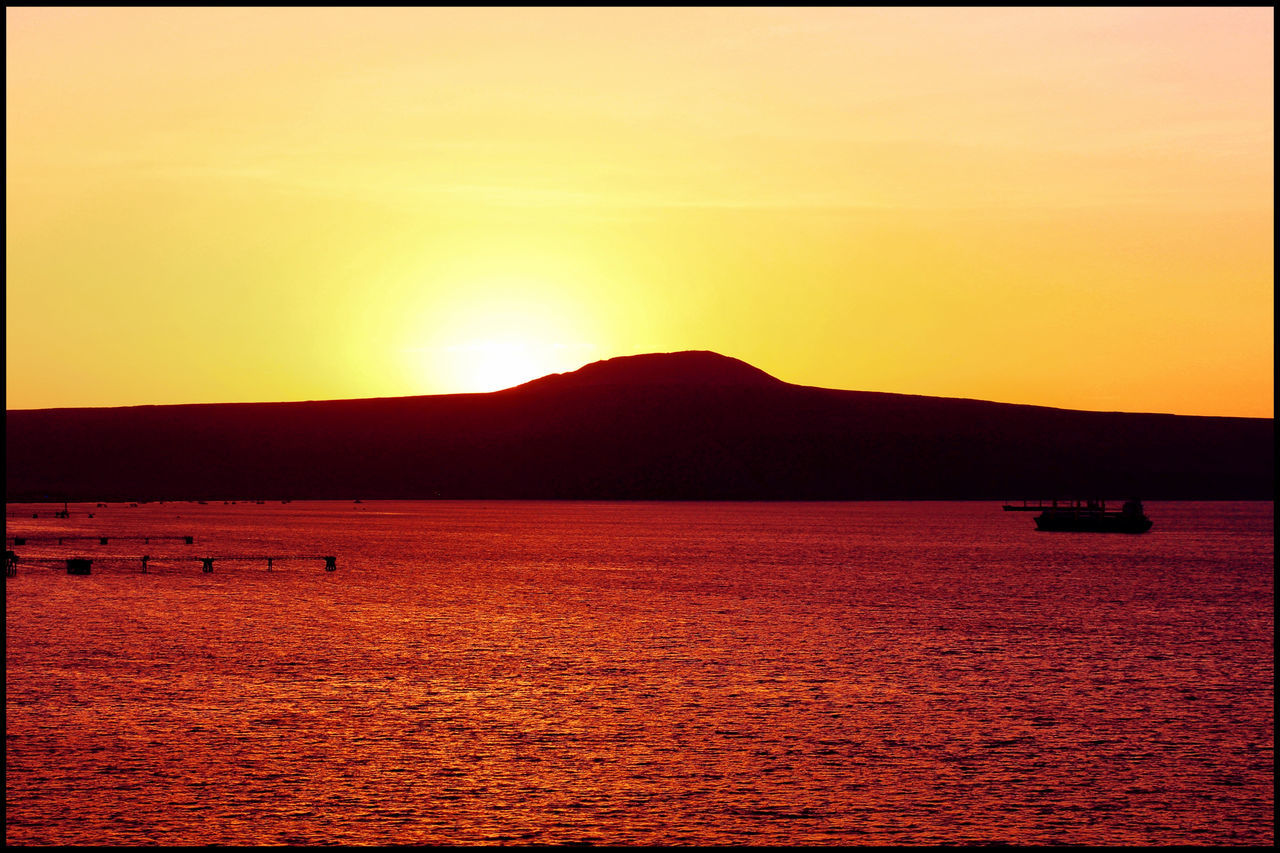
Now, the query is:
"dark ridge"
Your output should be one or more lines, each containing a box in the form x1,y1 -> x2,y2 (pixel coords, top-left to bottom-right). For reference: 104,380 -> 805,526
510,350 -> 786,392
5,352 -> 1273,501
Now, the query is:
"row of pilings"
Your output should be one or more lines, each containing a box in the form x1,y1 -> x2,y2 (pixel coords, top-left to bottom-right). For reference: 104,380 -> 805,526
5,552 -> 337,576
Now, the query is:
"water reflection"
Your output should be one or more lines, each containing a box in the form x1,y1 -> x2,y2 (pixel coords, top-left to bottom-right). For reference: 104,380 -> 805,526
5,501 -> 1274,844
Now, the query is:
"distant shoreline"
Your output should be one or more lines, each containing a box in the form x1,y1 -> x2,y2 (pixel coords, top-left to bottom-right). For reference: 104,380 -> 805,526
7,353 -> 1272,504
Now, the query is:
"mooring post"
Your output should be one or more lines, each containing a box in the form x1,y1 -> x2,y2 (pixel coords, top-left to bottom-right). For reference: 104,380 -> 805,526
99,536 -> 109,545
5,550 -> 18,577
267,557 -> 273,571
201,557 -> 215,573
184,536 -> 194,545
140,555 -> 150,573
324,556 -> 337,572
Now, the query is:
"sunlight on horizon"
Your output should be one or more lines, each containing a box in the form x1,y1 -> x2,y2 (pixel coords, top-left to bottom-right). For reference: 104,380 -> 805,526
428,339 -> 598,393
396,270 -> 603,393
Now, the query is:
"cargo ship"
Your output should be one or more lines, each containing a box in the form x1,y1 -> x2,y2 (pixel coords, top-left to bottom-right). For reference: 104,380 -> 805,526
1002,499 -> 1153,533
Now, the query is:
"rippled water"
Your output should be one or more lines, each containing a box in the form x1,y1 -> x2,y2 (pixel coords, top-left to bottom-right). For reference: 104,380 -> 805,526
5,501 -> 1273,845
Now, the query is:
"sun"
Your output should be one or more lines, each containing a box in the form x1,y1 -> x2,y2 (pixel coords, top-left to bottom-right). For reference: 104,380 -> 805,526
399,274 -> 601,394
443,338 -> 574,393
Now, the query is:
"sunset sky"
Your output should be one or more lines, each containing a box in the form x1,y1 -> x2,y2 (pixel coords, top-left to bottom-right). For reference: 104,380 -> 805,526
6,7 -> 1273,416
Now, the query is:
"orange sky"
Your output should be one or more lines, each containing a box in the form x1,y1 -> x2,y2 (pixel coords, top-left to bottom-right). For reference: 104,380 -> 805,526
6,7 -> 1274,416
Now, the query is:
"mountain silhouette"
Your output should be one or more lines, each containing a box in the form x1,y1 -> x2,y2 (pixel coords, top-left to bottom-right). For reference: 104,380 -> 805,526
515,350 -> 786,391
6,351 -> 1273,501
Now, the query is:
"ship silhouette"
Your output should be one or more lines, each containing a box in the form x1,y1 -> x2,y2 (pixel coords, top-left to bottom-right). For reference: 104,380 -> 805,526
1003,498 -> 1154,533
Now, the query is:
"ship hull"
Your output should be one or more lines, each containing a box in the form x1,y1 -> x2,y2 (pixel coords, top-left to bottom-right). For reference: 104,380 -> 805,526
1033,513 -> 1153,533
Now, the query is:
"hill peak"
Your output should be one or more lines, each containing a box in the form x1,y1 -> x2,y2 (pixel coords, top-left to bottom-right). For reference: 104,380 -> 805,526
513,351 -> 786,391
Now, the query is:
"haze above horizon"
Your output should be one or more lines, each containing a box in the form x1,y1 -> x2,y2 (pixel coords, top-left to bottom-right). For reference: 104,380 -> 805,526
6,7 -> 1274,417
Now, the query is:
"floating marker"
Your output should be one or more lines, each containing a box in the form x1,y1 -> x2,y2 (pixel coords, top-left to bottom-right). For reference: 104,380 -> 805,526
201,558 -> 215,573
66,558 -> 92,575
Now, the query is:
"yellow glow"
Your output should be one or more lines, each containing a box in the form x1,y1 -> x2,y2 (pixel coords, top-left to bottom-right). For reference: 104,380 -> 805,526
435,340 -> 579,394
394,271 -> 602,393
5,8 -> 1274,416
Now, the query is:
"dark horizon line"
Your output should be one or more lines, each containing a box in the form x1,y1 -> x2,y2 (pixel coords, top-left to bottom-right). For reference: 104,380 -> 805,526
6,497 -> 1276,505
5,350 -> 1273,422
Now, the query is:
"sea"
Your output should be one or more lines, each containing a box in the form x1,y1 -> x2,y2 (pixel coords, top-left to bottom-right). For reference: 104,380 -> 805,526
4,500 -> 1273,845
